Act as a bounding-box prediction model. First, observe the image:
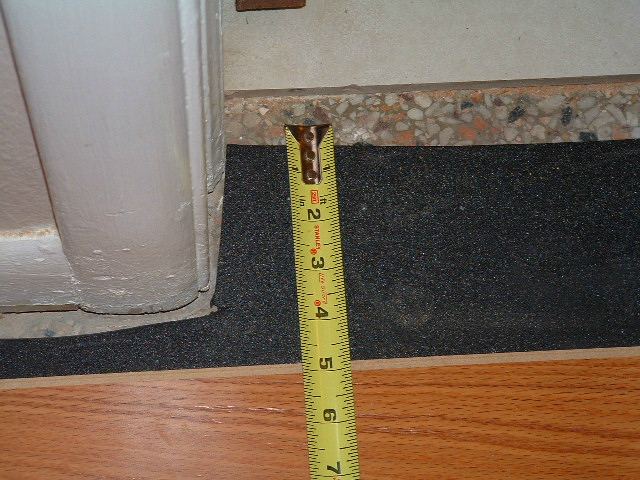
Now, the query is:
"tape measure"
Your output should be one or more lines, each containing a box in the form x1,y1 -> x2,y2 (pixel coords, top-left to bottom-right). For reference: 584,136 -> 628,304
285,125 -> 360,479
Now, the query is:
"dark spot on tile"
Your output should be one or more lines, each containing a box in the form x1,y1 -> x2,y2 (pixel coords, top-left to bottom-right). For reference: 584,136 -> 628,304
493,98 -> 504,106
518,95 -> 532,105
579,131 -> 598,142
374,121 -> 391,133
508,105 -> 525,123
561,106 -> 573,126
460,100 -> 474,110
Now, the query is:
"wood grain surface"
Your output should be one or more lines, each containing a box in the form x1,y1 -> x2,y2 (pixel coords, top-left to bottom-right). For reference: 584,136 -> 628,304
1,357 -> 638,479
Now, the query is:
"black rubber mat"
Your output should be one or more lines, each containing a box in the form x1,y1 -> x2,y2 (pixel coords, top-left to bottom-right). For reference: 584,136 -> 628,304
1,141 -> 639,379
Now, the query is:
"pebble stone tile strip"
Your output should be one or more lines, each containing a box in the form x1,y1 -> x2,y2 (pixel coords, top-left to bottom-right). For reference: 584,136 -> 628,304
225,80 -> 640,146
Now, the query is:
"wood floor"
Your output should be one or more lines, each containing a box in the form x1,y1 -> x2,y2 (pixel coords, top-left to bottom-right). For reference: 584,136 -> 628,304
1,350 -> 639,479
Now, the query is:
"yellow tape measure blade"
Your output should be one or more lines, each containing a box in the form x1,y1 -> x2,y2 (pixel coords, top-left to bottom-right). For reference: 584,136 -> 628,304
285,125 -> 360,480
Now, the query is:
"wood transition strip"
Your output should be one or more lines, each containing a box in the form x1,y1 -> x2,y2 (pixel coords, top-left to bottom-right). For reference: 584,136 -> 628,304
1,346 -> 638,390
0,349 -> 638,479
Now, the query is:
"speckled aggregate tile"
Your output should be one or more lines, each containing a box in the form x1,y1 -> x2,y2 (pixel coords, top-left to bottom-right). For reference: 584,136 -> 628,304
226,80 -> 640,146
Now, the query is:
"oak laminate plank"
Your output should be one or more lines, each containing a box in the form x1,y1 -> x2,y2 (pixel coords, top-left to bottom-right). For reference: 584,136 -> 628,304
1,357 -> 638,479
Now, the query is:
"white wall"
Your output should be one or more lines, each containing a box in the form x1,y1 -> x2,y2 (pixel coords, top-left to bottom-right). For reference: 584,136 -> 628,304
223,0 -> 640,91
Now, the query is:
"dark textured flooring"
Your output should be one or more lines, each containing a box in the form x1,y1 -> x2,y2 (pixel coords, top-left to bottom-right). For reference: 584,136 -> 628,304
1,141 -> 639,379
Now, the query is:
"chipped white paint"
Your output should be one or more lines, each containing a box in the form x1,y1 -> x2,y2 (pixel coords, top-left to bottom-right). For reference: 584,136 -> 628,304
2,0 -> 225,313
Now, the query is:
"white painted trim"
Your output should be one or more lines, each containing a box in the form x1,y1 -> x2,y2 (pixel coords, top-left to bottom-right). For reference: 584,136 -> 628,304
179,0 -> 210,292
0,13 -> 77,310
204,0 -> 225,190
0,228 -> 77,308
2,0 -> 219,313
